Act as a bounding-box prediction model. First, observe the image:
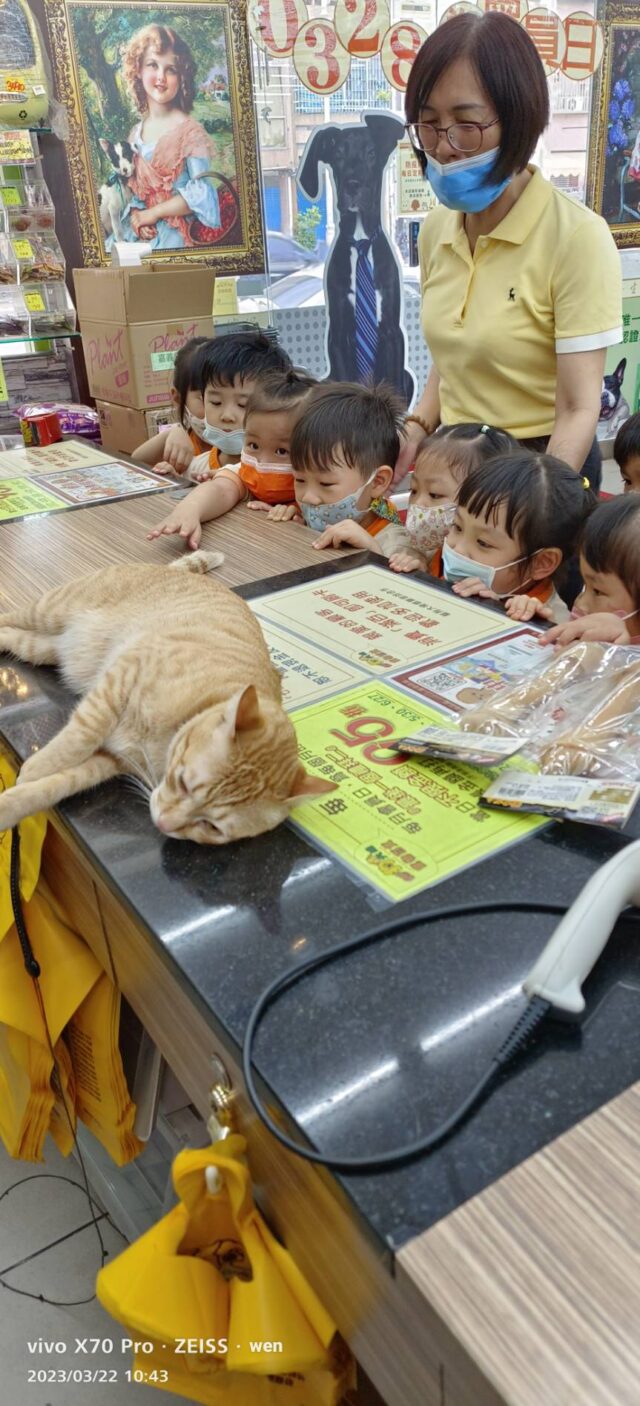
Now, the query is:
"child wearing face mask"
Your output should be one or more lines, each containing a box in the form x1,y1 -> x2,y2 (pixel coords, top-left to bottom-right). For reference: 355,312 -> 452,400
132,335 -> 211,476
444,451 -> 596,623
531,496 -> 640,648
389,422 -> 517,574
148,369 -> 315,550
276,382 -> 408,554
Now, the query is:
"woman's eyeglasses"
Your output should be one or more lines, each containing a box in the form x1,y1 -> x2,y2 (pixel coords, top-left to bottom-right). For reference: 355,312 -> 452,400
405,118 -> 499,156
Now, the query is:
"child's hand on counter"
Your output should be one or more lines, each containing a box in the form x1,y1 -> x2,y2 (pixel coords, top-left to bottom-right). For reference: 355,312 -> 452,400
147,504 -> 203,551
388,550 -> 428,574
542,612 -> 632,649
163,425 -> 194,475
246,503 -> 300,521
312,520 -> 373,551
505,595 -> 556,624
451,578 -> 500,601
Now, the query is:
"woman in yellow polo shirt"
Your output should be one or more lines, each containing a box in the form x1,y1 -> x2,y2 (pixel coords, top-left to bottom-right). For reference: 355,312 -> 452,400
401,11 -> 622,493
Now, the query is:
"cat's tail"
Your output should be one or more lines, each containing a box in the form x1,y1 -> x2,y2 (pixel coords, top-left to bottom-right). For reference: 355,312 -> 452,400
0,753 -> 120,830
169,550 -> 224,575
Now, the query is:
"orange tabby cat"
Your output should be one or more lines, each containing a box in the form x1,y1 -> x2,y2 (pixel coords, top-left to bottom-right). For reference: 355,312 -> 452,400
0,552 -> 335,843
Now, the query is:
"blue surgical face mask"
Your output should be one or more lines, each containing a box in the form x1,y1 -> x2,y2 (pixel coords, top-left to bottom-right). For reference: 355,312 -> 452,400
426,148 -> 511,214
187,411 -> 207,437
201,419 -> 245,456
442,541 -> 529,595
299,471 -> 377,532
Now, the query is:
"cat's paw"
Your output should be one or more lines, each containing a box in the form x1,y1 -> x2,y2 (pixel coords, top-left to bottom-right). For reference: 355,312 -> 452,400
170,550 -> 224,575
0,785 -> 23,832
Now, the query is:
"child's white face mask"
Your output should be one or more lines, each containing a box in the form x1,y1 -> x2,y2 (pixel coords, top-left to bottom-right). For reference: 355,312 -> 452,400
406,501 -> 456,556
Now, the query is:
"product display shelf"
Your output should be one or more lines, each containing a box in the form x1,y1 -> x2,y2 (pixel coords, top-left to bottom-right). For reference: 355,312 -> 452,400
0,126 -> 76,350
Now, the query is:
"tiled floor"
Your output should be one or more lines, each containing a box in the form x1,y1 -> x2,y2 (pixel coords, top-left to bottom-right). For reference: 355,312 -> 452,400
0,1137 -> 185,1405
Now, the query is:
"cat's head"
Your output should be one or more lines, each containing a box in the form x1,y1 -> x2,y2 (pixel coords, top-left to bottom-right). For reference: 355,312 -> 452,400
149,684 -> 335,845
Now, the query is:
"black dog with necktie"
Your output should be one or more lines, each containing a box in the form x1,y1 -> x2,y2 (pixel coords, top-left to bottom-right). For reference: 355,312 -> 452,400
297,114 -> 414,406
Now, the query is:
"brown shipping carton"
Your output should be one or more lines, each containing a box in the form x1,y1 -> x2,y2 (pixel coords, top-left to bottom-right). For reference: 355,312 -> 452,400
74,267 -> 215,410
96,400 -> 176,456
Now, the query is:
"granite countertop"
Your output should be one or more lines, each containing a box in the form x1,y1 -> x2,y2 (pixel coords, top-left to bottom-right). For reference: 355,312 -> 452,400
2,558 -> 640,1265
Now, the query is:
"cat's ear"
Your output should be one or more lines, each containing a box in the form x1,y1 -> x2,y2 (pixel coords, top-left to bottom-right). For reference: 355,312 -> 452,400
287,767 -> 338,807
226,684 -> 262,737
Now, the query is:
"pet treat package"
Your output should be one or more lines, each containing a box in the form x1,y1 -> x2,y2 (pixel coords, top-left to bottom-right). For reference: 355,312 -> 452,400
460,642 -> 640,783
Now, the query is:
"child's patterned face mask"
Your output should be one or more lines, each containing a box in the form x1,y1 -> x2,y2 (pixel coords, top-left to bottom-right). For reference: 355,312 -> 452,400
298,472 -> 377,532
406,501 -> 456,555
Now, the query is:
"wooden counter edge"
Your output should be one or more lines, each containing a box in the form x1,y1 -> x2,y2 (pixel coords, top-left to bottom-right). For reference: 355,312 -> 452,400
398,1081 -> 640,1406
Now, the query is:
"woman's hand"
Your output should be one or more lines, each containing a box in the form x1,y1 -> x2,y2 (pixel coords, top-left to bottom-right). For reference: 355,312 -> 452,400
541,613 -> 632,649
147,504 -> 203,551
130,208 -> 156,240
312,520 -> 373,551
394,420 -> 425,481
388,550 -> 428,574
505,595 -> 556,624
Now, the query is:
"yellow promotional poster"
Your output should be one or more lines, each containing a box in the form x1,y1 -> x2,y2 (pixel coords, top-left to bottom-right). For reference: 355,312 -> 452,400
254,566 -> 515,674
0,477 -> 67,522
98,1138 -> 355,1406
259,621 -> 367,709
291,682 -> 545,902
397,140 -> 436,216
0,752 -> 46,940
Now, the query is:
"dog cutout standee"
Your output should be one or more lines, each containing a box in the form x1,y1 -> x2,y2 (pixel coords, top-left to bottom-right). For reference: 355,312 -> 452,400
297,113 -> 415,406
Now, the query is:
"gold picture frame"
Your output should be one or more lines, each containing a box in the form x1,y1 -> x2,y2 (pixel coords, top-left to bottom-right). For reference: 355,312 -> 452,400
587,0 -> 640,248
45,0 -> 265,269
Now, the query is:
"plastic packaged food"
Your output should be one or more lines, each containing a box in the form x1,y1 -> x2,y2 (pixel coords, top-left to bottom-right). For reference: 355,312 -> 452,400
0,284 -> 29,336
22,281 -> 76,334
0,178 -> 55,234
0,233 -> 18,284
461,642 -> 640,782
12,231 -> 65,283
17,402 -> 100,438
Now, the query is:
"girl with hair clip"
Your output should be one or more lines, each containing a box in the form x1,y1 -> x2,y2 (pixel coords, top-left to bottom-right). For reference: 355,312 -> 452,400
445,451 -> 596,623
389,421 -> 517,574
118,24 -> 221,249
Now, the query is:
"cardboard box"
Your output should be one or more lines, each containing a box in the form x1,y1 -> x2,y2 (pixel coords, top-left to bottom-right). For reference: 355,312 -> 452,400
96,400 -> 176,456
74,267 -> 215,410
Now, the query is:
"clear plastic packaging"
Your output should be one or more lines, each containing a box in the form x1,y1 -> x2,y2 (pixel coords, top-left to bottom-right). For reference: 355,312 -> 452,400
461,642 -> 640,782
23,281 -> 76,334
0,284 -> 29,336
0,232 -> 18,284
0,178 -> 55,234
12,231 -> 65,283
17,401 -> 98,437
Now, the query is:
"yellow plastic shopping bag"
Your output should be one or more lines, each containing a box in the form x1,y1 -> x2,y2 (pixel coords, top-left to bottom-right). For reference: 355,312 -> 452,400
97,1138 -> 356,1405
0,752 -> 46,940
66,973 -> 144,1166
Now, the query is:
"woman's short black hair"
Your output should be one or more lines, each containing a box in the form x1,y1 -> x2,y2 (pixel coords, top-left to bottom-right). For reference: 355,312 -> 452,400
192,331 -> 292,393
458,451 -> 596,566
405,12 -> 550,184
613,411 -> 640,470
291,382 -> 404,478
172,336 -> 211,426
580,495 -> 640,610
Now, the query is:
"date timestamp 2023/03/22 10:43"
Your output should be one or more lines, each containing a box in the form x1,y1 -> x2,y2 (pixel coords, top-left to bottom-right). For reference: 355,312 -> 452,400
25,1335 -> 283,1385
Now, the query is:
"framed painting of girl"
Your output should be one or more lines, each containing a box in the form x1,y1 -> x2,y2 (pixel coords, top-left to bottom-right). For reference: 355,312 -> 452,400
587,0 -> 640,248
45,0 -> 264,270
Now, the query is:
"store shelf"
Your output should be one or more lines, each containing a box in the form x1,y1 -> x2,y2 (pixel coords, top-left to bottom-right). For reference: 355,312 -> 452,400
0,331 -> 80,345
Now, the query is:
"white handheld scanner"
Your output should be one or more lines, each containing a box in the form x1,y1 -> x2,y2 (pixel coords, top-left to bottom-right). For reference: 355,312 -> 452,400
524,840 -> 640,1014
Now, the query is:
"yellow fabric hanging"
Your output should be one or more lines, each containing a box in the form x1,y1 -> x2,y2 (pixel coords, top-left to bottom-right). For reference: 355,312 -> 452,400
66,974 -> 143,1166
0,751 -> 46,940
0,881 -> 143,1165
97,1138 -> 355,1406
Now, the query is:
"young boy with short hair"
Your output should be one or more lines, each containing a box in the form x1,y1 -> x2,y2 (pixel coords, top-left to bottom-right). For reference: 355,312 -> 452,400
277,382 -> 409,557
